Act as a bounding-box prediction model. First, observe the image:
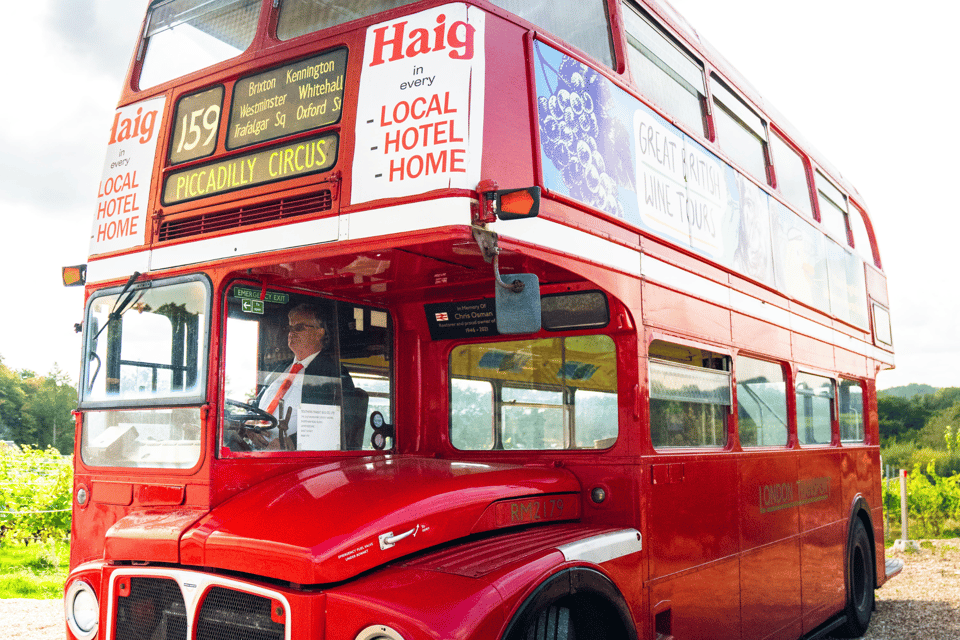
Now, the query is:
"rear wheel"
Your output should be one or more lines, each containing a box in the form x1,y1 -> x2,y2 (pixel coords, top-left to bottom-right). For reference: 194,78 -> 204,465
838,518 -> 874,637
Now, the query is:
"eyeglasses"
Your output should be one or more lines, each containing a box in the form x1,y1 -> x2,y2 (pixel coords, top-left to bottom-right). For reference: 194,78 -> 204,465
287,323 -> 320,333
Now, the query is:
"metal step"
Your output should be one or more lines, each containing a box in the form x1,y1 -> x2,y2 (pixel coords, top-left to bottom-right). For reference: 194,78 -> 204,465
885,557 -> 905,580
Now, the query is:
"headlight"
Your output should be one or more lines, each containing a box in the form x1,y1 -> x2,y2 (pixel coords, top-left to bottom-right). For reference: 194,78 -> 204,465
65,580 -> 99,640
356,624 -> 405,640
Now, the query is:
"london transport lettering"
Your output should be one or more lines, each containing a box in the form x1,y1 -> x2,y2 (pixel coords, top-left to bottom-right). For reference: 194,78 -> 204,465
163,134 -> 337,205
228,49 -> 347,149
352,3 -> 485,204
91,96 -> 166,255
758,477 -> 831,514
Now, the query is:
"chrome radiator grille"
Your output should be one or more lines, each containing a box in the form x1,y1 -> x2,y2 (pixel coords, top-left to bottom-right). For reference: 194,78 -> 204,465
111,572 -> 287,640
115,577 -> 187,640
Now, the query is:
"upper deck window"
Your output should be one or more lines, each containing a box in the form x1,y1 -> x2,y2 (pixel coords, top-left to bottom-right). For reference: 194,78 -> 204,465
848,202 -> 877,265
277,0 -> 421,40
490,0 -> 615,69
711,77 -> 768,182
816,171 -> 850,244
139,0 -> 261,89
622,2 -> 706,136
769,131 -> 813,218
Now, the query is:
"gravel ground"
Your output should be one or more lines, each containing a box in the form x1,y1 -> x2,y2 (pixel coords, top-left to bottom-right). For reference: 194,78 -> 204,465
839,539 -> 960,640
14,542 -> 960,639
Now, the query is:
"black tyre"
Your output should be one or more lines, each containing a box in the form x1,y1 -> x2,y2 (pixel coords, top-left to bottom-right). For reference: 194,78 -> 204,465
838,518 -> 874,637
523,606 -> 575,640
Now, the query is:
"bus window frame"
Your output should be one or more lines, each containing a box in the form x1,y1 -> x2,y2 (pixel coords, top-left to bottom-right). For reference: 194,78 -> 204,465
794,370 -> 838,448
79,272 -> 213,411
621,0 -> 708,138
647,336 -> 734,452
733,353 -> 791,450
814,169 -> 853,247
446,329 -> 624,453
136,0 -> 265,91
709,74 -> 771,184
217,278 -> 395,457
838,377 -> 866,445
767,124 -> 815,219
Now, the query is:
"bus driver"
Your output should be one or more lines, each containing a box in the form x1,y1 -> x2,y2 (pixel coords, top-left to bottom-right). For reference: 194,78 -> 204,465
248,303 -> 354,450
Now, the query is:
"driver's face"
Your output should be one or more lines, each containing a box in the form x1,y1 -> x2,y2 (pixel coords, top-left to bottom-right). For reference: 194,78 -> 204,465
287,309 -> 325,361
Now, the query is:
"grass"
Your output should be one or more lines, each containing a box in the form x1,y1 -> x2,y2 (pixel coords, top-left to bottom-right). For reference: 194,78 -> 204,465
0,540 -> 68,599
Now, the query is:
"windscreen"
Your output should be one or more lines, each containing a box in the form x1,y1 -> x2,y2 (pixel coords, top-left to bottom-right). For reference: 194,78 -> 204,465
80,275 -> 210,468
139,0 -> 262,89
221,284 -> 392,453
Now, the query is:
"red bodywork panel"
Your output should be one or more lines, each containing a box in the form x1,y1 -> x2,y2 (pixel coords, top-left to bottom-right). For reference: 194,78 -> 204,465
98,457 -> 581,584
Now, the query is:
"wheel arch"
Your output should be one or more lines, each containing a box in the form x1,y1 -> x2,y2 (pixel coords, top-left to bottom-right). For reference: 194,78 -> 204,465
501,567 -> 639,640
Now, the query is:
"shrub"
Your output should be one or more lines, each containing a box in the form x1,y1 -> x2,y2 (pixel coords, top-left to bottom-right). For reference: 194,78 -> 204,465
0,445 -> 71,542
882,463 -> 960,539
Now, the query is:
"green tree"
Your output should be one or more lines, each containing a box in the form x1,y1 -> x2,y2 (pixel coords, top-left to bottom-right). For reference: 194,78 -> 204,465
20,366 -> 78,454
0,358 -> 27,441
0,358 -> 78,453
877,395 -> 931,442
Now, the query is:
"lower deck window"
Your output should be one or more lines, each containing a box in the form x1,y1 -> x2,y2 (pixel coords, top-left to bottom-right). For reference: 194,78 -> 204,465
796,373 -> 834,445
736,356 -> 788,447
450,335 -> 618,450
649,341 -> 730,448
839,379 -> 864,442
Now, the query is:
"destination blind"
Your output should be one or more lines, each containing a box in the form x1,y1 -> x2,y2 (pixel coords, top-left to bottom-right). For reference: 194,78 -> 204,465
228,48 -> 347,149
163,133 -> 338,205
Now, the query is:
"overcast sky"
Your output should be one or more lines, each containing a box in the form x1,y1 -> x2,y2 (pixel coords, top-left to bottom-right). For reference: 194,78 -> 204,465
0,0 -> 952,390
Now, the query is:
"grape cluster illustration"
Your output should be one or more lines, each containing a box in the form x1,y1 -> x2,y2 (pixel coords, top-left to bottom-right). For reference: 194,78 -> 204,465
537,54 -> 633,218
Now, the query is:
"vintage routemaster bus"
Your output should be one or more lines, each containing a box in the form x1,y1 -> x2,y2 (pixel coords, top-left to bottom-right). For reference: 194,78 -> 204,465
65,1 -> 900,639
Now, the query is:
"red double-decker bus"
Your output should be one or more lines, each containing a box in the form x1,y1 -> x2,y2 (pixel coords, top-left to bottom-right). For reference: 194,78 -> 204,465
65,1 -> 900,639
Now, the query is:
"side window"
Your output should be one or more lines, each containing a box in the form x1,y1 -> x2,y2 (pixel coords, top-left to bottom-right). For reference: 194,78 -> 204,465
491,0 -> 615,69
711,77 -> 768,182
795,373 -> 834,445
839,379 -> 865,443
769,132 -> 813,218
736,356 -> 788,447
649,340 -> 730,448
815,171 -> 850,244
622,3 -> 706,136
449,335 -> 619,450
848,202 -> 877,265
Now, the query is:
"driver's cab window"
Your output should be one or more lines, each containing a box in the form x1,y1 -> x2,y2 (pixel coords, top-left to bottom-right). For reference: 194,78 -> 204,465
221,284 -> 392,453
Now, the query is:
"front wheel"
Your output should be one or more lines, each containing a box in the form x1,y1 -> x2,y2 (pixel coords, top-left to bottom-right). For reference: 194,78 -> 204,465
523,606 -> 574,640
838,518 -> 875,637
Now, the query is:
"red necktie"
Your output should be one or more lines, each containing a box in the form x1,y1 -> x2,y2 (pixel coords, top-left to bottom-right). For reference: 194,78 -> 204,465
265,363 -> 304,414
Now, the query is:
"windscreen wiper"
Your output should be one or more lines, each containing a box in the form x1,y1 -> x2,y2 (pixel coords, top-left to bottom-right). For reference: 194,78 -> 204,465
87,271 -> 142,390
92,271 -> 142,343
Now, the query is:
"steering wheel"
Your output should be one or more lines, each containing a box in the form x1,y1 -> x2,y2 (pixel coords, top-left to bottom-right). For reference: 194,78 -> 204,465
223,398 -> 278,432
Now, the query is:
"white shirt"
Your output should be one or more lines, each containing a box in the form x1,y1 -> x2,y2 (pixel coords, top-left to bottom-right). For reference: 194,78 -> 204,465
259,351 -> 321,437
